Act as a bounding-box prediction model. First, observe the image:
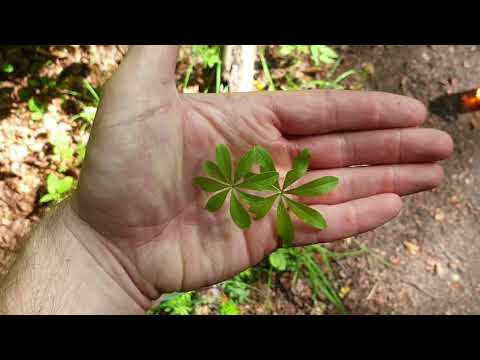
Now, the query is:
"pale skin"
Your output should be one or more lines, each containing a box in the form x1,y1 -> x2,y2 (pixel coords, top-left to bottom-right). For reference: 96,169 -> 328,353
0,46 -> 454,314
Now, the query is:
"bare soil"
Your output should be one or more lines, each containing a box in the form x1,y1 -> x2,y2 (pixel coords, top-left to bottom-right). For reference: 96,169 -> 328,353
333,45 -> 480,314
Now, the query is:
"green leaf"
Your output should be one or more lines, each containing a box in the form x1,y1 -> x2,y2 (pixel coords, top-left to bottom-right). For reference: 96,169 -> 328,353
292,149 -> 310,173
269,250 -> 288,271
284,197 -> 326,230
236,190 -> 264,205
75,106 -> 97,124
230,192 -> 251,230
194,176 -> 230,193
205,188 -> 230,212
44,173 -> 75,200
279,45 -> 310,56
39,193 -> 55,204
319,45 -> 338,59
279,45 -> 296,56
158,292 -> 193,315
283,149 -> 311,189
46,173 -> 62,194
243,172 -> 257,180
249,194 -> 279,219
51,130 -> 74,161
2,63 -> 14,73
192,46 -> 221,69
283,170 -> 302,191
286,176 -> 339,197
204,160 -> 227,183
310,45 -> 338,66
253,145 -> 276,172
219,300 -> 241,315
57,176 -> 75,194
234,149 -> 256,182
277,199 -> 294,247
76,143 -> 86,164
31,112 -> 43,121
223,278 -> 250,303
28,98 -> 44,113
253,145 -> 281,188
319,54 -> 336,65
236,171 -> 279,191
216,144 -> 232,183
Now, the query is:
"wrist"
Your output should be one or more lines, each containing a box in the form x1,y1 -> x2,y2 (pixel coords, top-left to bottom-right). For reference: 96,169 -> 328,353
0,199 -> 152,314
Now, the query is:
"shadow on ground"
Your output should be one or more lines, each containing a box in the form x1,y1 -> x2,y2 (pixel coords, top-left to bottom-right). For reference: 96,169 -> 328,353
0,45 -> 100,121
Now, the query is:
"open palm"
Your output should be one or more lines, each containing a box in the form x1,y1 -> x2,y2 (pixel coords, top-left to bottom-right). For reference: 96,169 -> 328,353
70,46 -> 453,298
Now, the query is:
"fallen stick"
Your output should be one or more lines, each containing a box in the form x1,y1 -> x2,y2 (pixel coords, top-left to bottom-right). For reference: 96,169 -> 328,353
223,45 -> 257,92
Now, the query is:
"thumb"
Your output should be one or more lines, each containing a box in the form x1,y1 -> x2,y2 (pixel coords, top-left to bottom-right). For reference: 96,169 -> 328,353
101,45 -> 180,110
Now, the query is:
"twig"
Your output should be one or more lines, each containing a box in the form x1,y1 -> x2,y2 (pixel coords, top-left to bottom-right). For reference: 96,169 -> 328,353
402,280 -> 437,300
366,283 -> 379,301
223,45 -> 257,92
263,267 -> 273,310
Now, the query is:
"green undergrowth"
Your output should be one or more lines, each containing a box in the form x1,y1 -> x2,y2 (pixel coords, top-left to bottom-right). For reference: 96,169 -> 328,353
149,241 -> 391,315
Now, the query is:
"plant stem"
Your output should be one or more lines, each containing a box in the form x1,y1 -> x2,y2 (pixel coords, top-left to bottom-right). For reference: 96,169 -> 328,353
317,246 -> 335,281
83,79 -> 100,104
327,57 -> 342,79
259,50 -> 275,91
302,251 -> 347,314
334,69 -> 356,85
183,64 -> 193,91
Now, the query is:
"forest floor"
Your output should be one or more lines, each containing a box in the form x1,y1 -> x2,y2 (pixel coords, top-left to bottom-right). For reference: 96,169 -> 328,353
0,45 -> 478,315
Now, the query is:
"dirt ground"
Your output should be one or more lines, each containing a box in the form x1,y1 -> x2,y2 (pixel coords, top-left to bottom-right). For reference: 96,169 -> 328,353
333,45 -> 480,314
0,45 -> 478,315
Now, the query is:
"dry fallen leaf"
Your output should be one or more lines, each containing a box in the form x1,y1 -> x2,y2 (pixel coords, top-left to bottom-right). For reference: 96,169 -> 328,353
435,209 -> 445,222
361,62 -> 375,75
433,262 -> 446,277
403,241 -> 420,255
339,286 -> 351,299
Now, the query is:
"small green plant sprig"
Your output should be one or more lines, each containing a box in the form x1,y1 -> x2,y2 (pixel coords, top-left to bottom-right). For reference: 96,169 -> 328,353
1,63 -> 14,74
218,300 -> 241,315
194,144 -> 339,247
27,97 -> 46,121
150,292 -> 194,315
39,173 -> 77,205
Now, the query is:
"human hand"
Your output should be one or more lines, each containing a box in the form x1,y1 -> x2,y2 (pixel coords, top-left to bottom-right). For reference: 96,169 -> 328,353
69,45 -> 453,302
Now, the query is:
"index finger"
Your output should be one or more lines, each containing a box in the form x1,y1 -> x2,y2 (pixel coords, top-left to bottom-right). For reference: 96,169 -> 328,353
261,90 -> 427,136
